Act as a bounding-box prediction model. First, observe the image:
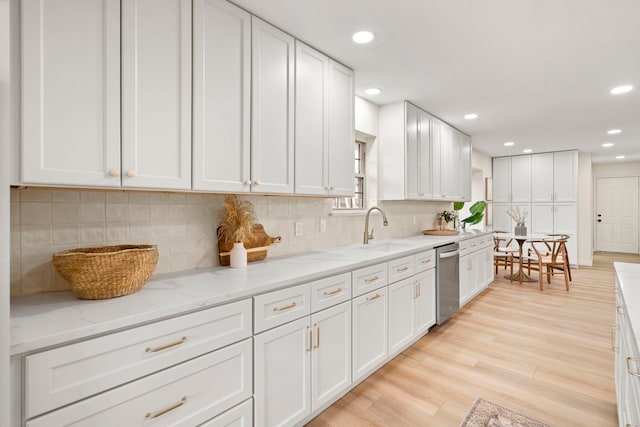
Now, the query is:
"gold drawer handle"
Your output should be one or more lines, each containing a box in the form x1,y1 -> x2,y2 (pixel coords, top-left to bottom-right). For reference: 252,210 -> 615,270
324,288 -> 343,296
396,266 -> 409,272
145,396 -> 187,419
421,259 -> 432,264
626,357 -> 640,377
273,302 -> 297,312
146,336 -> 187,353
365,275 -> 379,283
367,293 -> 381,302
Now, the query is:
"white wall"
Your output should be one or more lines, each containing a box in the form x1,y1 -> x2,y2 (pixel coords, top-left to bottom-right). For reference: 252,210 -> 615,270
577,153 -> 593,266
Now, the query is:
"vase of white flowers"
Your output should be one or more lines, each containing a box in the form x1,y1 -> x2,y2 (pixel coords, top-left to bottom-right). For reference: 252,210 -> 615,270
506,207 -> 528,236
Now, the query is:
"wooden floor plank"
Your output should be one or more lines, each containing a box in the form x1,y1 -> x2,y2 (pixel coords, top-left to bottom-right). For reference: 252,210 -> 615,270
306,252 -> 639,426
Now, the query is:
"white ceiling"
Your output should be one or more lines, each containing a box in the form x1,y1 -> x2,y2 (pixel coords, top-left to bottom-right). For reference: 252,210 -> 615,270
232,0 -> 640,164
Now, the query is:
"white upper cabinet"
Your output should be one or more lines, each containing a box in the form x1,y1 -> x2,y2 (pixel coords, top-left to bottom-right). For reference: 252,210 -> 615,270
379,102 -> 434,200
431,118 -> 470,201
192,0 -> 251,192
295,41 -> 329,196
531,151 -> 577,202
21,0 -> 121,187
327,60 -> 355,196
121,0 -> 192,190
251,17 -> 295,194
459,133 -> 472,201
294,42 -> 354,197
492,155 -> 531,203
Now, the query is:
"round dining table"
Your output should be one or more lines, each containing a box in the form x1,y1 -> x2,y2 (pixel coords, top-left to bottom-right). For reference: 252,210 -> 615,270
496,232 -> 552,283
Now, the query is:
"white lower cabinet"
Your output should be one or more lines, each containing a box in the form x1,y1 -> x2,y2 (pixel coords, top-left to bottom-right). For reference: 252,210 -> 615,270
615,277 -> 640,427
27,339 -> 253,427
388,269 -> 436,356
254,301 -> 351,427
198,398 -> 253,427
352,288 -> 388,382
459,237 -> 494,306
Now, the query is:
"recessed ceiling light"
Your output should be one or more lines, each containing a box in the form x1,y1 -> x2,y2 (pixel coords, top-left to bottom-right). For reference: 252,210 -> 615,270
616,155 -> 626,160
602,143 -> 614,147
352,31 -> 374,44
365,88 -> 381,95
464,113 -> 478,120
523,149 -> 532,153
607,129 -> 622,135
504,142 -> 515,147
611,85 -> 633,95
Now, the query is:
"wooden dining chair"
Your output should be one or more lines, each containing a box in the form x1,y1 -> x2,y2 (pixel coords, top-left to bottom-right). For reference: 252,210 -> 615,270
545,234 -> 572,281
525,235 -> 571,290
493,232 -> 517,276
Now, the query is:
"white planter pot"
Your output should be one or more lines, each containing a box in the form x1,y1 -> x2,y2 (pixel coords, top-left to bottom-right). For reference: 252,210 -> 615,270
230,242 -> 248,268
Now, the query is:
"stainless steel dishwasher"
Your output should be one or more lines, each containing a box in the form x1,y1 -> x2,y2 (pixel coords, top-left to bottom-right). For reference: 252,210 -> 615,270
435,242 -> 460,325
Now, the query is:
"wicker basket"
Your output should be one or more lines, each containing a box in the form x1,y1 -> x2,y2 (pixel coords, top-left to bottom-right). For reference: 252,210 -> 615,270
52,245 -> 158,300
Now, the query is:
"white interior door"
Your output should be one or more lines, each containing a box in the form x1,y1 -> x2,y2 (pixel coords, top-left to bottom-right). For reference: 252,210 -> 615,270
596,177 -> 639,253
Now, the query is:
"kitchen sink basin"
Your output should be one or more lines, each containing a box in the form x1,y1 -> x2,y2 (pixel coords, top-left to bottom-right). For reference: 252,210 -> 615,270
355,241 -> 412,252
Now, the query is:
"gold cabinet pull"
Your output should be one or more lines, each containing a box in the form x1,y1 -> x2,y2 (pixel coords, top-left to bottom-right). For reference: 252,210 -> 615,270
306,326 -> 312,351
145,396 -> 187,419
414,282 -> 419,299
273,302 -> 297,312
611,325 -> 618,352
365,275 -> 379,283
396,266 -> 409,273
617,306 -> 624,315
324,288 -> 342,296
313,323 -> 320,349
367,293 -> 381,302
626,357 -> 640,377
421,259 -> 432,264
145,336 -> 187,353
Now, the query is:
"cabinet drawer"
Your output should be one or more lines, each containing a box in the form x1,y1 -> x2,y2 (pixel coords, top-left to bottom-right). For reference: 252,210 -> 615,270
478,235 -> 494,249
25,299 -> 252,418
352,263 -> 388,297
388,255 -> 415,284
414,249 -> 435,273
198,398 -> 253,427
310,272 -> 352,313
254,283 -> 311,333
27,339 -> 253,427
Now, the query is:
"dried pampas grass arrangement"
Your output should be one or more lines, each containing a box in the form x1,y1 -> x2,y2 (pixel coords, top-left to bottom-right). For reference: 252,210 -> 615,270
218,195 -> 257,246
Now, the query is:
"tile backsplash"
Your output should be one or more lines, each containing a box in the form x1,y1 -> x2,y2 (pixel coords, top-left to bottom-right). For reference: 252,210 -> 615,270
10,187 -> 453,296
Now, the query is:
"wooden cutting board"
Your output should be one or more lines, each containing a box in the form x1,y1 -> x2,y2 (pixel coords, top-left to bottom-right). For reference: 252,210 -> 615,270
422,229 -> 458,236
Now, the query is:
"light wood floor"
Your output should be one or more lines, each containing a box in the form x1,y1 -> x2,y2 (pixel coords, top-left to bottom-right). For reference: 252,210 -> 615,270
307,252 -> 640,427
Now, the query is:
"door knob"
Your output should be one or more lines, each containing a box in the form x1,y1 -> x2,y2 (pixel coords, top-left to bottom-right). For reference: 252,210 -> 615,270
126,170 -> 136,177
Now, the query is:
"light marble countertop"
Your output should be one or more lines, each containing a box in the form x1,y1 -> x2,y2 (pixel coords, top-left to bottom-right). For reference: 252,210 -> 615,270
10,230 -> 491,356
615,262 -> 640,348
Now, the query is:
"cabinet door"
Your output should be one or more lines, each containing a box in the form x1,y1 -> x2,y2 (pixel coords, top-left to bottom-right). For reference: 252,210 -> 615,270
414,269 -> 436,336
553,151 -> 578,202
327,60 -> 355,196
482,246 -> 494,289
405,103 -> 420,199
311,302 -> 351,411
459,254 -> 473,306
295,41 -> 329,195
531,153 -> 554,202
510,155 -> 531,203
492,157 -> 511,203
254,317 -> 311,427
21,0 -> 121,187
459,133 -> 471,201
199,398 -> 252,427
352,288 -> 388,382
192,0 -> 251,192
554,203 -> 577,262
121,0 -> 191,190
492,203 -> 514,233
431,118 -> 443,198
441,124 -> 460,199
251,17 -> 295,194
531,203 -> 554,234
388,278 -> 415,356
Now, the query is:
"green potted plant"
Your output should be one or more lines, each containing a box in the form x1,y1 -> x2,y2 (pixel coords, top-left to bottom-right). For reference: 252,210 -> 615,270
453,201 -> 487,230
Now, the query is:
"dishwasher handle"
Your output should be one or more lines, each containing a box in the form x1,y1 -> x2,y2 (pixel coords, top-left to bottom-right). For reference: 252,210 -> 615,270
438,250 -> 459,259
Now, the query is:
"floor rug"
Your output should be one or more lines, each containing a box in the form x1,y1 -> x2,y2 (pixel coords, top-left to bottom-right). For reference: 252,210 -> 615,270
459,398 -> 550,427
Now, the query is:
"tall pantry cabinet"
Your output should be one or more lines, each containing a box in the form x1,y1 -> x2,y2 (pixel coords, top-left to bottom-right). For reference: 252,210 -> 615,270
493,150 -> 578,261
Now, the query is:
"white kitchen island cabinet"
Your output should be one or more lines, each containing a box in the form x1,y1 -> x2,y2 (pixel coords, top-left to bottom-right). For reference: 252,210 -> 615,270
614,263 -> 640,427
22,0 -> 192,190
294,42 -> 355,197
192,0 -> 252,193
251,17 -> 295,194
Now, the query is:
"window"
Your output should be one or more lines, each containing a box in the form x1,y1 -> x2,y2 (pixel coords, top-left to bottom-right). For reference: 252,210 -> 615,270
332,141 -> 365,210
